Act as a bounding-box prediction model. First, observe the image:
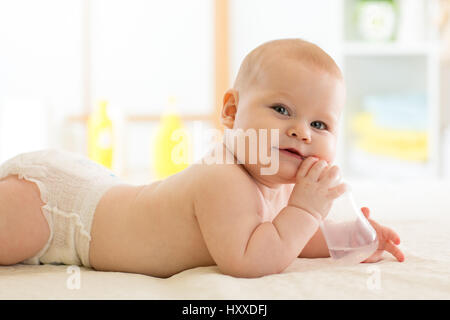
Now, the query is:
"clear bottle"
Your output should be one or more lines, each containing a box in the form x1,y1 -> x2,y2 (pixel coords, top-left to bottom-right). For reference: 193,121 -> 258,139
320,179 -> 378,265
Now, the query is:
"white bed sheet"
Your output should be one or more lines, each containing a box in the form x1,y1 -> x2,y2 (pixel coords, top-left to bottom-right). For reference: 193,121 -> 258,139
1,179 -> 450,299
1,216 -> 449,300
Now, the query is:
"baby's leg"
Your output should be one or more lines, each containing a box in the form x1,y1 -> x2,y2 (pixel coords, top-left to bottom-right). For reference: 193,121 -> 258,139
0,175 -> 50,265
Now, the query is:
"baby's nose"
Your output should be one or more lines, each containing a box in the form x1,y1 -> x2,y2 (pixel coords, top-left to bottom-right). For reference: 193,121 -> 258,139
287,127 -> 311,143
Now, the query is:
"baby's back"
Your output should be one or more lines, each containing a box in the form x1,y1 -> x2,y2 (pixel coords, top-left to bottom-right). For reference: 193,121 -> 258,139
89,162 -> 216,278
89,142 -> 294,278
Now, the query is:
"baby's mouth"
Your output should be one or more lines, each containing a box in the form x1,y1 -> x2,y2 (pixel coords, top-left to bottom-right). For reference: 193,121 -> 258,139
276,147 -> 304,160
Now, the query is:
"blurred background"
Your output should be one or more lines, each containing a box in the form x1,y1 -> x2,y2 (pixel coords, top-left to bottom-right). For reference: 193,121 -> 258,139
0,0 -> 449,189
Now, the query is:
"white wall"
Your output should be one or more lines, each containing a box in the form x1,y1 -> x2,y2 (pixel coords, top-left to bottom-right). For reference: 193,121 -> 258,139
0,0 -> 83,161
90,0 -> 213,116
229,0 -> 341,86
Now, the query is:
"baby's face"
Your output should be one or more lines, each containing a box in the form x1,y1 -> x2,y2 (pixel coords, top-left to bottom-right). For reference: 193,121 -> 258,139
225,57 -> 345,184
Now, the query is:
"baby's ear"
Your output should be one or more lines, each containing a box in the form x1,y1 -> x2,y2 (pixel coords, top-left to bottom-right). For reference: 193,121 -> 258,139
220,89 -> 238,129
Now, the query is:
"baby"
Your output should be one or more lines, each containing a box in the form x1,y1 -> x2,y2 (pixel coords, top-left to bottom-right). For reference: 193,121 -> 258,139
0,38 -> 404,278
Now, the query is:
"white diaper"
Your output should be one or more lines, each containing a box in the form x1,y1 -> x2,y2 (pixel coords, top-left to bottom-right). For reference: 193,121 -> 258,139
0,149 -> 123,267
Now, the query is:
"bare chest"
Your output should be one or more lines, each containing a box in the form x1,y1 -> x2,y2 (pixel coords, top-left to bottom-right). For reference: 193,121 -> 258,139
255,184 -> 293,222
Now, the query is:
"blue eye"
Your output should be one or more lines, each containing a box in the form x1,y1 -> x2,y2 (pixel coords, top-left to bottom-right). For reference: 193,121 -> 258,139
311,121 -> 327,130
271,105 -> 290,116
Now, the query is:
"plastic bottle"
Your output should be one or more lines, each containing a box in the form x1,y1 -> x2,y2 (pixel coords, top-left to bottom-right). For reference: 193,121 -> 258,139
320,179 -> 378,265
152,96 -> 190,179
87,100 -> 114,169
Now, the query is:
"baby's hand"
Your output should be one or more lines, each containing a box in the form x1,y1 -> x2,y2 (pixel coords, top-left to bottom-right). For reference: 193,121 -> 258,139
360,207 -> 405,263
287,157 -> 348,220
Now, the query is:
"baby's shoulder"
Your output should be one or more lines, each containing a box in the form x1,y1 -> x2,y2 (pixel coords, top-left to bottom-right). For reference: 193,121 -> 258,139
195,161 -> 252,186
189,143 -> 259,201
190,162 -> 262,221
191,161 -> 257,199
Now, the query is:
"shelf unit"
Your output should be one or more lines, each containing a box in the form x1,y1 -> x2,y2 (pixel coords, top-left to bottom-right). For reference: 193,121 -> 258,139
335,0 -> 442,181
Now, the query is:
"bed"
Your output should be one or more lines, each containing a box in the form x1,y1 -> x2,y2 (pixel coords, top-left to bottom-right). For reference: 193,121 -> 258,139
1,180 -> 449,299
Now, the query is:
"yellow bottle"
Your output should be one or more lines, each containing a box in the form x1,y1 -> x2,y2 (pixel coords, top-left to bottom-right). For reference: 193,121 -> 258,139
87,100 -> 114,169
152,97 -> 190,179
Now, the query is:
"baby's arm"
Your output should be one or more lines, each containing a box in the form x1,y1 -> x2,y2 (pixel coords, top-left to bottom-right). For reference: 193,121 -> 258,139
194,158 -> 345,278
298,227 -> 331,258
194,165 -> 318,278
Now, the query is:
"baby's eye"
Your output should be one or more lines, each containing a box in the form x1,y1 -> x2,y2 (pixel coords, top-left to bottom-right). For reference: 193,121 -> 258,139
311,121 -> 327,130
271,105 -> 290,116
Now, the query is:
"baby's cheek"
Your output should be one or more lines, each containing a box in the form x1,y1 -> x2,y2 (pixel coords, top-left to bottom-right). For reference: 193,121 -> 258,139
322,140 -> 337,165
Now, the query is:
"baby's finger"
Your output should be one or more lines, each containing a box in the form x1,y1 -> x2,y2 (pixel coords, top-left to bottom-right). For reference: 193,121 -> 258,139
296,156 -> 319,178
327,183 -> 348,200
307,159 -> 328,181
362,252 -> 382,263
361,207 -> 370,219
385,241 -> 405,262
381,225 -> 401,245
319,165 -> 340,186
